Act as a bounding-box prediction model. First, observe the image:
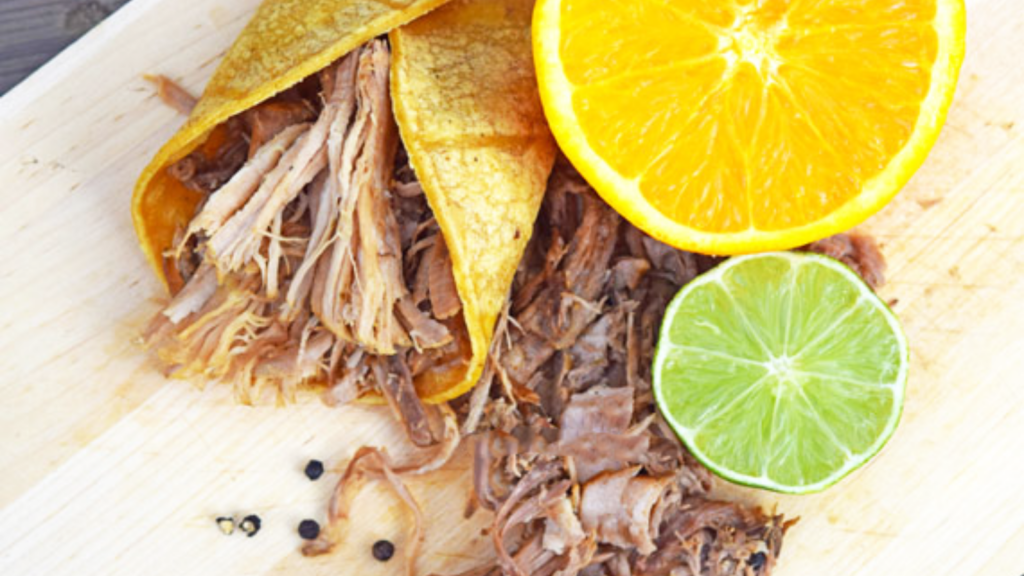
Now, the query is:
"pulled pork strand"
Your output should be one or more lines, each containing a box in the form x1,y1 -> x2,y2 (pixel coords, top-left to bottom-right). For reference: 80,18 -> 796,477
305,404 -> 460,562
145,74 -> 198,115
804,233 -> 886,290
301,445 -> 425,576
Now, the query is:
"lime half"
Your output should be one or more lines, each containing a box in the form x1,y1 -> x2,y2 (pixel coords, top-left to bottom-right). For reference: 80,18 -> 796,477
653,252 -> 908,494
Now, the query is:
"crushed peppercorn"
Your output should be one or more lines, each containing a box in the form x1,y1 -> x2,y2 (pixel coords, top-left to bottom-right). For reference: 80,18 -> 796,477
215,516 -> 235,536
298,519 -> 321,540
372,539 -> 395,561
304,460 -> 325,481
239,514 -> 262,538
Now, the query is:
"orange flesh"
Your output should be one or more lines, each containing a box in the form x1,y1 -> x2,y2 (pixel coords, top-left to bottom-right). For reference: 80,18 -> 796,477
559,0 -> 938,232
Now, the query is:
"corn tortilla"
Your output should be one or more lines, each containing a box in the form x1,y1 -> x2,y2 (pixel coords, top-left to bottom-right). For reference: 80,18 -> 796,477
391,0 -> 557,400
131,0 -> 555,402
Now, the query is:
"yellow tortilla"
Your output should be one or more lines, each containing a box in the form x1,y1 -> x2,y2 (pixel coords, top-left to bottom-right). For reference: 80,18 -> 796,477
391,0 -> 557,401
132,0 -> 452,287
131,0 -> 555,403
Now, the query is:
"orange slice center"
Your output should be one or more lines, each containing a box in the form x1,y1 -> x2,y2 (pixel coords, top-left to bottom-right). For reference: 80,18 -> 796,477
559,0 -> 939,233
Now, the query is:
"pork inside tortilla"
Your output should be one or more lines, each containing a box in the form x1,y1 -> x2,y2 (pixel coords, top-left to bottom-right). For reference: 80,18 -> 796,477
146,40 -> 464,445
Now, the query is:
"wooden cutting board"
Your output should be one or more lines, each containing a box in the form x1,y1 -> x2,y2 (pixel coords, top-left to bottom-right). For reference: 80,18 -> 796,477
1,0 -> 1022,574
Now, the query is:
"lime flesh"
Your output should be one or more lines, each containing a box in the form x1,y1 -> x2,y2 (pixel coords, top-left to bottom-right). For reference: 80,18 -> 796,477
652,252 -> 908,494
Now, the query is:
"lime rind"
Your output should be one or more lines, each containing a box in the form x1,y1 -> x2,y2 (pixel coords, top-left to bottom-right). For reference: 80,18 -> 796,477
652,252 -> 908,494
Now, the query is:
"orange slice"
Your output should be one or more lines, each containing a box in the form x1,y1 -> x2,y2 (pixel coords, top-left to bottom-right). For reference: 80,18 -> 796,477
533,0 -> 965,254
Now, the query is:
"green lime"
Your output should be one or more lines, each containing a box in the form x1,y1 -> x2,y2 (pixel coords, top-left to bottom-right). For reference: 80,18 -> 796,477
652,252 -> 908,494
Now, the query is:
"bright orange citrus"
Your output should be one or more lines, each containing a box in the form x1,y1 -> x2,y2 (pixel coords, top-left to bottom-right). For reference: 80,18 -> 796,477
533,0 -> 966,254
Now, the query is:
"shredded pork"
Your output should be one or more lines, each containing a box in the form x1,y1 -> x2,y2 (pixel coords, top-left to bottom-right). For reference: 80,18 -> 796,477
443,162 -> 853,576
148,40 -> 461,434
145,74 -> 198,115
804,233 -> 886,290
144,38 -> 894,576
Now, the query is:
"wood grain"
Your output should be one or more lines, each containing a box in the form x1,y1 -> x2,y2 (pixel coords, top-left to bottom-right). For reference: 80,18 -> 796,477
1,0 -> 1023,575
0,0 -> 130,95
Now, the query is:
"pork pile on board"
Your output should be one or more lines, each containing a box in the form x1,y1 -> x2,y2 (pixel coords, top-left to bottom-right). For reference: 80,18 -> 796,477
304,161 -> 883,575
146,40 -> 888,576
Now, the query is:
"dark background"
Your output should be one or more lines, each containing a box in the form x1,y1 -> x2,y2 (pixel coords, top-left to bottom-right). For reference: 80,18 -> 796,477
0,0 -> 130,95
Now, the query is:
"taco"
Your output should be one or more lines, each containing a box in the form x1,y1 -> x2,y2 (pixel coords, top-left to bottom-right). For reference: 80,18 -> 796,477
132,0 -> 556,442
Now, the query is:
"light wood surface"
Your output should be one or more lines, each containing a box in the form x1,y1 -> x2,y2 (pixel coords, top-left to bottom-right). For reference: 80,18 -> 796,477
1,0 -> 1022,574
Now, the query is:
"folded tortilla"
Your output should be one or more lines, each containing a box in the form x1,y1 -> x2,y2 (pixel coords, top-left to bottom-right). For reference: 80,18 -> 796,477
391,0 -> 557,399
132,0 -> 555,403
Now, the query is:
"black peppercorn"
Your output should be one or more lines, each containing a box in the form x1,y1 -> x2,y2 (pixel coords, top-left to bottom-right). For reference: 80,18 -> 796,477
747,552 -> 767,571
239,514 -> 262,537
304,459 -> 325,481
298,519 -> 321,540
372,539 -> 395,561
